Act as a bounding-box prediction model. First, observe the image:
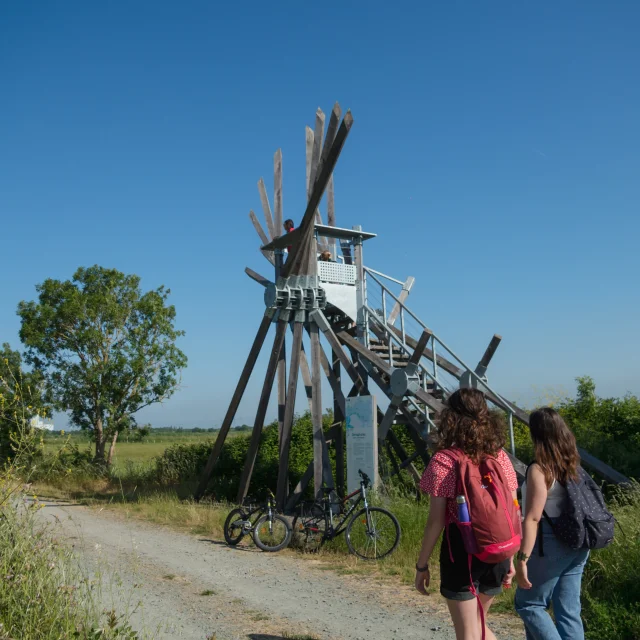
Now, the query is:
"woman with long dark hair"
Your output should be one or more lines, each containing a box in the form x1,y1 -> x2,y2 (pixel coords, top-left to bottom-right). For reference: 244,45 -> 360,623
415,388 -> 518,640
515,407 -> 588,639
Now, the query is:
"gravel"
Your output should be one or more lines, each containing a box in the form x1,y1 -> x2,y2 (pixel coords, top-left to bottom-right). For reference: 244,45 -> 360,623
37,500 -> 523,640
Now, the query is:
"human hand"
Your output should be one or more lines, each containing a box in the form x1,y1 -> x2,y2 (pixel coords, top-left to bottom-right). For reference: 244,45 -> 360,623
516,561 -> 532,589
503,560 -> 516,589
415,567 -> 430,595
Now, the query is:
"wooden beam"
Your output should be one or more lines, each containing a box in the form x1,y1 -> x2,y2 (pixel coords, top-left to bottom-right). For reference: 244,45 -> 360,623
309,109 -> 326,227
285,460 -> 313,513
298,339 -> 314,411
194,315 -> 272,500
364,364 -> 433,466
283,110 -> 353,277
277,333 -> 286,446
477,334 -> 502,373
332,350 -> 344,497
258,178 -> 276,240
274,149 -> 283,237
276,322 -> 303,510
310,310 -> 364,392
387,276 -> 415,326
388,325 -> 464,379
305,126 -> 314,197
319,103 -> 342,176
386,430 -> 421,483
249,210 -> 275,265
310,322 -> 325,496
236,321 -> 287,503
327,176 -> 336,253
244,267 -> 271,288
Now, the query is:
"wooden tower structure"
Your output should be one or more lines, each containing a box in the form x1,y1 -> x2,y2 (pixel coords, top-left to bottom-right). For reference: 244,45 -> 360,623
195,104 -> 629,509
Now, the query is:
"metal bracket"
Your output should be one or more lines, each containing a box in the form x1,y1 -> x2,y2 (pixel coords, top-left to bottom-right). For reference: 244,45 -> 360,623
265,275 -> 327,323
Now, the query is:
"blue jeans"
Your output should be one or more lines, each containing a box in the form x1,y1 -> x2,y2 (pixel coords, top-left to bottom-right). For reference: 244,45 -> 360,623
515,520 -> 589,640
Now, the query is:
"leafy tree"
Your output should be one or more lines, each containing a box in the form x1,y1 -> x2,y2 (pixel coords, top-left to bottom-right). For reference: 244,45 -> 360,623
0,343 -> 50,461
18,266 -> 188,465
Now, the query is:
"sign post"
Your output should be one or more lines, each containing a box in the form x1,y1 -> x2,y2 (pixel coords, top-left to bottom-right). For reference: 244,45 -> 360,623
345,394 -> 378,493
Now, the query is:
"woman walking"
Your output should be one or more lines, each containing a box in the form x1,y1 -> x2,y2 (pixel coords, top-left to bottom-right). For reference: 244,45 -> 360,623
415,388 -> 518,640
515,408 -> 589,640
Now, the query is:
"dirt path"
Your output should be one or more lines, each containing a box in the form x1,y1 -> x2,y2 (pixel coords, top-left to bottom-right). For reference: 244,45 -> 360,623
37,501 -> 523,640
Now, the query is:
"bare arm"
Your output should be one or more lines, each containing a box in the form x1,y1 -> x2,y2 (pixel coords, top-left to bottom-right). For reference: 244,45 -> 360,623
415,496 -> 447,595
516,464 -> 548,589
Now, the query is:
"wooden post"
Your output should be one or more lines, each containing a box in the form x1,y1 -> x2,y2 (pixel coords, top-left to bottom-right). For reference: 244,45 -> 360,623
332,350 -> 344,497
283,110 -> 353,278
236,321 -> 287,504
387,276 -> 415,325
194,315 -> 272,500
309,322 -> 324,497
276,322 -> 303,510
476,334 -> 502,376
274,149 -> 283,236
257,178 -> 276,240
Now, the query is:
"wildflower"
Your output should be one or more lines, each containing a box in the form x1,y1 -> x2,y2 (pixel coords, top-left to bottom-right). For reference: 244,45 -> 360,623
48,562 -> 56,570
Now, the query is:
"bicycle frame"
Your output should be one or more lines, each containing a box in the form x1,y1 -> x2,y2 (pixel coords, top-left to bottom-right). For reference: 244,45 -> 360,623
321,479 -> 369,537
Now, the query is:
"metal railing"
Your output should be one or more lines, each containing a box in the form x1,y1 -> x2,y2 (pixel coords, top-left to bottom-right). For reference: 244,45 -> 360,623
363,267 -> 517,455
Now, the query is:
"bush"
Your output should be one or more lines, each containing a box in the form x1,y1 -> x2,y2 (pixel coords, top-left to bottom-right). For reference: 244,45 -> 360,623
581,481 -> 640,639
154,411 -> 338,501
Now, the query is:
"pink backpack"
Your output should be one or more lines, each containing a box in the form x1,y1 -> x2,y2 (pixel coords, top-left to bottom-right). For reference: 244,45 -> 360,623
441,448 -> 521,563
440,449 -> 522,640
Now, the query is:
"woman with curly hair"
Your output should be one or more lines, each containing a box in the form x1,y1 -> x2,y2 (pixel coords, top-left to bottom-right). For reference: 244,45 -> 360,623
415,388 -> 518,640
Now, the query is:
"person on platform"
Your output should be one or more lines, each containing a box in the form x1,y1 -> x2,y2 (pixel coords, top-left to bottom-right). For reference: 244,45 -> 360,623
283,219 -> 295,254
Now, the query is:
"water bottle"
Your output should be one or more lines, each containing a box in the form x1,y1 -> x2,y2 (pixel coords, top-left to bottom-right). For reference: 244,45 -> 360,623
457,495 -> 470,523
456,495 -> 478,553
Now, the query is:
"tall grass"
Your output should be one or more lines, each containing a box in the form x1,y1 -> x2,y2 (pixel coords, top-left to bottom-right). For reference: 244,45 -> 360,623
0,493 -> 140,639
0,365 -> 140,639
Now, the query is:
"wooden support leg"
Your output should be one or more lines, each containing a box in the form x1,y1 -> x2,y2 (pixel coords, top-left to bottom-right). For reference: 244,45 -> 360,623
310,322 -> 324,497
285,460 -> 313,514
384,440 -> 403,480
277,334 -> 286,446
236,321 -> 287,504
332,351 -> 344,497
386,429 -> 422,484
276,322 -> 303,510
194,315 -> 272,501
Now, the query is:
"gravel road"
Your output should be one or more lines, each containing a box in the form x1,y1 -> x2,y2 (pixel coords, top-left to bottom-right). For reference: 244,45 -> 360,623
37,501 -> 523,640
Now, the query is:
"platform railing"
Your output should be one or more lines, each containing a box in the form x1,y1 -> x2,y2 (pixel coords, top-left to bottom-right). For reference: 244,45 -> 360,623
364,267 -> 517,455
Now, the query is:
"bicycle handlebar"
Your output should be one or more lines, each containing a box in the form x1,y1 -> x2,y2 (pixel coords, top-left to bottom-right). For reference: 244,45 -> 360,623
358,469 -> 371,487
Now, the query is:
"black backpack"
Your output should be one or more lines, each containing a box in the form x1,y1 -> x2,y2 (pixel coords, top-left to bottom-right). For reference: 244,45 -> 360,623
528,465 -> 616,554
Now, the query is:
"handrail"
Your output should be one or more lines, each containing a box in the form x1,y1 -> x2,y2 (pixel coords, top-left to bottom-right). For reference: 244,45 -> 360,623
364,268 -> 516,411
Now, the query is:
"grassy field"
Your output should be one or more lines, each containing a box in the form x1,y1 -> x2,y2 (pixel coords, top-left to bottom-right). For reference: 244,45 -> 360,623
42,429 -> 233,470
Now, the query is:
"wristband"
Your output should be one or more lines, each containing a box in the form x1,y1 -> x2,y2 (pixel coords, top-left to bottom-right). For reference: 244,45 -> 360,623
415,563 -> 429,572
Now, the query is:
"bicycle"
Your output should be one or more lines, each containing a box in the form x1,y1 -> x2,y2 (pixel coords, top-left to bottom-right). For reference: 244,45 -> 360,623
223,489 -> 292,552
291,469 -> 401,560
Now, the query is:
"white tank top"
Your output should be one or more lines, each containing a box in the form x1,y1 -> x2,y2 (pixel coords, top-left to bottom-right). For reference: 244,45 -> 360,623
522,476 -> 567,518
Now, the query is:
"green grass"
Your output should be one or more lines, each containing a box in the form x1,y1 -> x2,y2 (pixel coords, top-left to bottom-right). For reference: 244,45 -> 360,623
42,430 -> 222,471
0,495 -> 140,639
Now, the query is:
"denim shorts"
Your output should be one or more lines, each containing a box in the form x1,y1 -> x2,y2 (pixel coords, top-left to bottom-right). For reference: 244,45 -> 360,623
439,524 -> 510,601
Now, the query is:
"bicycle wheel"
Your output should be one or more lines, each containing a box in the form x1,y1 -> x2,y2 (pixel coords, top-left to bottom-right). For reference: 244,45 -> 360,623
252,514 -> 292,552
224,508 -> 251,546
345,507 -> 401,560
291,510 -> 328,552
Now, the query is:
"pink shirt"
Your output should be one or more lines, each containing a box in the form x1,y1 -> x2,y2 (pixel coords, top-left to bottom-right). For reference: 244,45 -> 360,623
420,449 -> 518,524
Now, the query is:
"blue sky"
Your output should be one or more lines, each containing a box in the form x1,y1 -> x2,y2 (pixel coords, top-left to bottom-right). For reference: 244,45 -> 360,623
1,1 -> 639,429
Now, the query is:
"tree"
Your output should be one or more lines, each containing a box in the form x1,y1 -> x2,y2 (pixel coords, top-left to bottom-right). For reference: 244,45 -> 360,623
18,266 -> 188,465
0,343 -> 50,461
